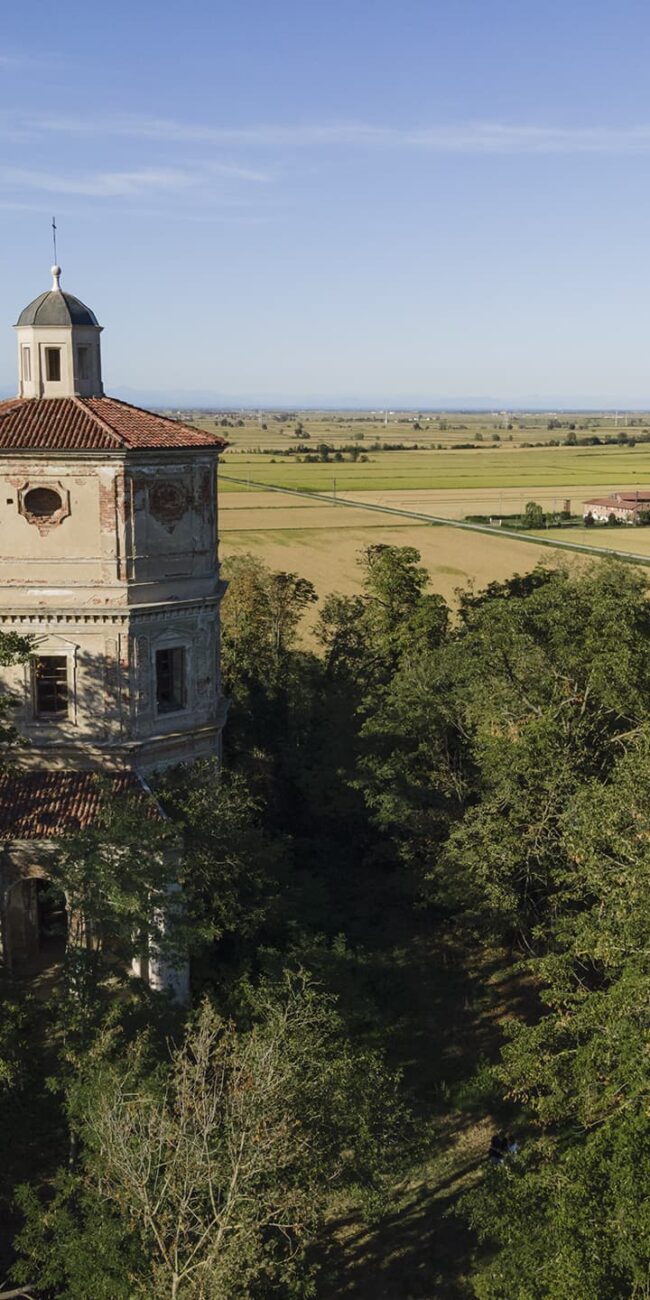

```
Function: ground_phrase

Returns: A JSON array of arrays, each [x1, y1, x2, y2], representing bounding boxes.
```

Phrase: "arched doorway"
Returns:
[[36, 879, 68, 965], [4, 875, 68, 974]]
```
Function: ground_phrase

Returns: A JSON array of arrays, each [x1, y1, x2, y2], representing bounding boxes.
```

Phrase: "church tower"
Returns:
[[0, 265, 227, 772], [15, 264, 104, 399], [0, 265, 228, 981]]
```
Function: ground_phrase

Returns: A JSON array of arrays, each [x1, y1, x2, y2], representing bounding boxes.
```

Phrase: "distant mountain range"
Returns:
[[3, 384, 650, 412], [113, 388, 650, 411]]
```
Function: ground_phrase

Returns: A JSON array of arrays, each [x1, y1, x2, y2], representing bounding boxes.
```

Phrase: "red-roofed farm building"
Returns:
[[583, 490, 650, 523]]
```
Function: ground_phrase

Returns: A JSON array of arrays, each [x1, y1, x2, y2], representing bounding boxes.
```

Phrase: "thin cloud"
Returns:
[[0, 162, 270, 199], [0, 52, 66, 72], [25, 113, 650, 154], [1, 166, 199, 198]]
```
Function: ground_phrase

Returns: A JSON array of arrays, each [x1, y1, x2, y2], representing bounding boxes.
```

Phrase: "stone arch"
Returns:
[[1, 861, 68, 975]]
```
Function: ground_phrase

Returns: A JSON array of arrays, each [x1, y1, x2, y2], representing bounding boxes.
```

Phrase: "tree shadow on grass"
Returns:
[[319, 1144, 488, 1299], [306, 882, 533, 1298]]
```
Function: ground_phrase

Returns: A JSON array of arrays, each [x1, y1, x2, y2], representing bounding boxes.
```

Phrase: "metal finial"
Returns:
[[52, 215, 57, 264]]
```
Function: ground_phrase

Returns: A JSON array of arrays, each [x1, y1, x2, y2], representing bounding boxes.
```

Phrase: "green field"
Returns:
[[180, 407, 650, 453], [220, 443, 650, 493], [217, 434, 650, 630]]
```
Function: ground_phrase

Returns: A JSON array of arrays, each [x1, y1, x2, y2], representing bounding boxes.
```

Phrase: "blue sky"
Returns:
[[2, 0, 650, 405]]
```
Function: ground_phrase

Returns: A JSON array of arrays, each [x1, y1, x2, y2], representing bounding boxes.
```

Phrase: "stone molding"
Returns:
[[18, 480, 71, 534], [0, 592, 225, 628]]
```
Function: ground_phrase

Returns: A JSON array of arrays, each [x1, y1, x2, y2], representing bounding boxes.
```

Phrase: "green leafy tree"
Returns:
[[46, 786, 183, 1016], [462, 732, 650, 1297], [357, 563, 650, 936], [317, 545, 448, 691], [522, 500, 545, 528], [0, 631, 32, 756], [14, 977, 404, 1300], [157, 761, 286, 959], [221, 554, 317, 697]]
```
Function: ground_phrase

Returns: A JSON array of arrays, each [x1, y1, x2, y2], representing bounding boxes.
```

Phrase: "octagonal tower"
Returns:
[[0, 265, 228, 774]]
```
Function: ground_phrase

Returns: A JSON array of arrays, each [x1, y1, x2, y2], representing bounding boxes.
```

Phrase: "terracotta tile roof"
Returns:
[[584, 493, 650, 510], [0, 395, 228, 452], [0, 769, 162, 839]]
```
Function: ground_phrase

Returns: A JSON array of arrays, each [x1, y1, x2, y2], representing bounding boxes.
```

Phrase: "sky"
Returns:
[[2, 0, 650, 406]]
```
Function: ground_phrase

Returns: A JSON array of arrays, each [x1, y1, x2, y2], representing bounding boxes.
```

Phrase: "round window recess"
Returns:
[[23, 487, 63, 517]]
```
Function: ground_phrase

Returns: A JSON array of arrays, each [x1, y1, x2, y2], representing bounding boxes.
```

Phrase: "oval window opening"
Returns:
[[24, 487, 62, 517]]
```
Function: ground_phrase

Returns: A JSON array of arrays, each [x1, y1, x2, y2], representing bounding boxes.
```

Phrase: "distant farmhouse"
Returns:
[[583, 490, 650, 524]]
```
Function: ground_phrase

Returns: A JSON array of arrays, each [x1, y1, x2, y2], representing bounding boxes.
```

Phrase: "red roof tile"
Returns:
[[0, 769, 162, 839], [0, 395, 228, 452], [584, 493, 650, 509]]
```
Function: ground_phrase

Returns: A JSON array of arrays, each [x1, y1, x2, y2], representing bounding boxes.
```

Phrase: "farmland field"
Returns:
[[180, 407, 650, 452], [219, 520, 575, 621], [528, 524, 650, 556], [216, 433, 650, 624], [220, 444, 650, 494]]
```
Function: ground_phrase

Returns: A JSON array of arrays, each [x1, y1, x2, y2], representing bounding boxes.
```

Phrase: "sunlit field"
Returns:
[[213, 415, 650, 645], [219, 444, 650, 495], [218, 512, 585, 642], [181, 408, 650, 452]]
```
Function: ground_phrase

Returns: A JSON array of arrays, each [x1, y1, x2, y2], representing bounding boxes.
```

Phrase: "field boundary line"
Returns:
[[219, 474, 650, 567]]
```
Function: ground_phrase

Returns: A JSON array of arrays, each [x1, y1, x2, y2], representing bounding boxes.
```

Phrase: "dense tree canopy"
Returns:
[[5, 551, 650, 1297], [14, 978, 403, 1300]]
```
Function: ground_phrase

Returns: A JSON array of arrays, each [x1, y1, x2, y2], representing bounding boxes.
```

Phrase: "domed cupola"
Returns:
[[15, 266, 103, 399]]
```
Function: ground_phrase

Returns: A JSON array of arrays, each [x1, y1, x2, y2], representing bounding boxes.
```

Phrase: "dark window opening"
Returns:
[[45, 348, 61, 382], [24, 487, 62, 517], [33, 656, 69, 718], [77, 346, 89, 380], [156, 647, 186, 714]]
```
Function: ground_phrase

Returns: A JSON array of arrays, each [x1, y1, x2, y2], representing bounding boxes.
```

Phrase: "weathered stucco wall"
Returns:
[[0, 450, 220, 607], [0, 447, 226, 771]]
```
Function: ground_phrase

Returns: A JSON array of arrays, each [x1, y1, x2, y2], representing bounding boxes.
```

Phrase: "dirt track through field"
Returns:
[[219, 475, 650, 566]]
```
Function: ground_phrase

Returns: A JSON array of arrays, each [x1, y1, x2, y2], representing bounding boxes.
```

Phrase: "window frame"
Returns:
[[21, 345, 31, 382], [32, 654, 70, 720], [23, 486, 63, 518], [44, 347, 62, 382], [155, 645, 187, 716]]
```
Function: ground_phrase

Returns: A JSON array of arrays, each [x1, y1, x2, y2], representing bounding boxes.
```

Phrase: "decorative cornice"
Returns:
[[0, 447, 223, 464], [0, 596, 222, 628]]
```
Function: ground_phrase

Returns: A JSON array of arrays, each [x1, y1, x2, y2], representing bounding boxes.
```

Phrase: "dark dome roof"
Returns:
[[16, 289, 99, 328]]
